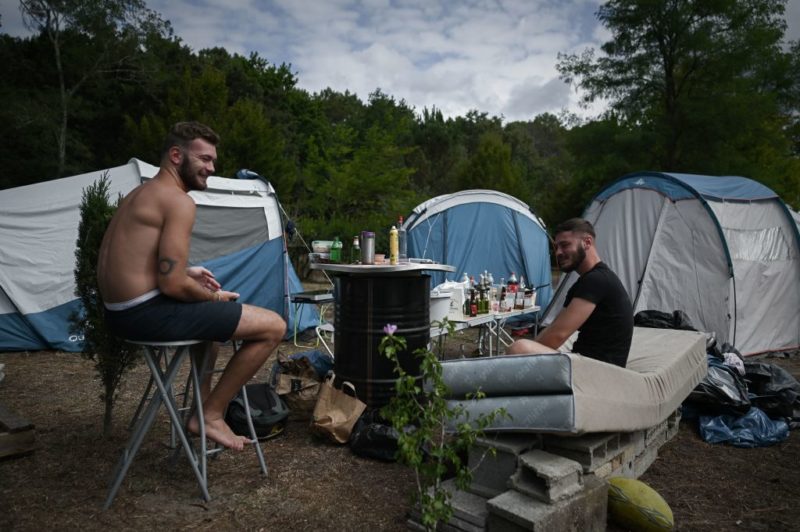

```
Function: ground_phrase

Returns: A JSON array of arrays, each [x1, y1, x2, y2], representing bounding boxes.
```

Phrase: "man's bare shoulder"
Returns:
[[134, 179, 195, 210]]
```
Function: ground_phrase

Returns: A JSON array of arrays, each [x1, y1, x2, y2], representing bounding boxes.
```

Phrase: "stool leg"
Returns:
[[128, 346, 169, 430], [152, 346, 210, 502], [189, 350, 209, 488], [240, 386, 268, 475], [105, 346, 197, 509]]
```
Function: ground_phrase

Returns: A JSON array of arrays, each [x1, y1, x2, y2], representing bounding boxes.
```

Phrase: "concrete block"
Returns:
[[644, 419, 668, 447], [542, 433, 623, 473], [633, 443, 660, 478], [470, 434, 540, 498], [621, 429, 646, 458], [509, 450, 583, 503], [486, 476, 607, 532], [408, 478, 489, 531], [665, 410, 681, 442]]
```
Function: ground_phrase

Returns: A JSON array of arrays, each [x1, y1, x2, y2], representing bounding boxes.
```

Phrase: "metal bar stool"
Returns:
[[104, 340, 266, 509]]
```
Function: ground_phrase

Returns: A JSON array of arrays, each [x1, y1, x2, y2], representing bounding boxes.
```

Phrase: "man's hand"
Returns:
[[214, 289, 240, 302], [187, 266, 221, 291]]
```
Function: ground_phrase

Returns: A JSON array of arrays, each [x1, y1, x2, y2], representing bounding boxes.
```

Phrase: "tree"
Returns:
[[70, 174, 139, 437], [20, 0, 169, 176], [558, 0, 797, 176]]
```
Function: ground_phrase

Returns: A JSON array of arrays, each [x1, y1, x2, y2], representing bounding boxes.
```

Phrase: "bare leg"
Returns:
[[189, 341, 218, 401], [187, 304, 286, 451], [507, 338, 561, 355]]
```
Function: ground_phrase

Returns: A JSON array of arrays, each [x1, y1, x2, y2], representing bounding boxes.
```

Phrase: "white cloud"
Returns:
[[6, 0, 796, 122]]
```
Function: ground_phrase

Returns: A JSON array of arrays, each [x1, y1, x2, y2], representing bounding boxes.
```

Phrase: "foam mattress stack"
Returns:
[[441, 327, 708, 434]]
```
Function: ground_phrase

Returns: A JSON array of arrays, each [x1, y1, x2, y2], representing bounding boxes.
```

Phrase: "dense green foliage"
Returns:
[[1, 0, 798, 248], [69, 174, 139, 436], [558, 0, 800, 207]]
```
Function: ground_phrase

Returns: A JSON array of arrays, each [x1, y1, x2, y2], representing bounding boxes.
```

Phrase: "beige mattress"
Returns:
[[442, 327, 708, 434]]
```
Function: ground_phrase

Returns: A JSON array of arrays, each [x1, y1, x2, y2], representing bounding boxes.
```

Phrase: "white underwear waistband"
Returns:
[[104, 288, 161, 311]]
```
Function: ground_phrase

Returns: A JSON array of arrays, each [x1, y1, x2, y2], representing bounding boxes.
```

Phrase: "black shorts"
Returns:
[[104, 294, 243, 343]]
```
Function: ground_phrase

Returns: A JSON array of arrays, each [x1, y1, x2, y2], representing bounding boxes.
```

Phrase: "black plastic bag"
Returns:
[[699, 407, 789, 448], [745, 361, 800, 420], [686, 355, 751, 416], [634, 309, 697, 331], [349, 409, 399, 462]]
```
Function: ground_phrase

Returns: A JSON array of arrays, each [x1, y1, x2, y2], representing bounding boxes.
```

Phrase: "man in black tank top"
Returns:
[[508, 218, 633, 367]]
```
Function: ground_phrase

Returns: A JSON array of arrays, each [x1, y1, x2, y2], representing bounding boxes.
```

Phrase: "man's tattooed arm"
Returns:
[[158, 257, 177, 275]]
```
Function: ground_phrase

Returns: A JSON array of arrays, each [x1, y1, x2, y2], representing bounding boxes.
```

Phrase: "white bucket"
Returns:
[[430, 292, 452, 324]]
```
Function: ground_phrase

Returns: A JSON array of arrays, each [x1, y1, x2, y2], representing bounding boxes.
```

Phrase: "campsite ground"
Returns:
[[1, 333, 798, 531]]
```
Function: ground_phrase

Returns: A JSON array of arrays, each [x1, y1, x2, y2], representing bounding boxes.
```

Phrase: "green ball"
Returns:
[[608, 477, 674, 531]]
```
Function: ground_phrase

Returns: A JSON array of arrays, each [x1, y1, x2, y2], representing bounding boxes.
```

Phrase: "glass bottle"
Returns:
[[397, 216, 408, 263], [330, 237, 342, 263], [351, 235, 360, 264]]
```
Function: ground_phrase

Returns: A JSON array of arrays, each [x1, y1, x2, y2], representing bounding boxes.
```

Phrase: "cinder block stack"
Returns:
[[406, 409, 682, 531]]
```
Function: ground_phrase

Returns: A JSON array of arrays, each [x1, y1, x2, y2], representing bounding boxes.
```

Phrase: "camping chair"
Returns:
[[104, 340, 266, 509], [315, 322, 335, 358], [290, 290, 334, 347]]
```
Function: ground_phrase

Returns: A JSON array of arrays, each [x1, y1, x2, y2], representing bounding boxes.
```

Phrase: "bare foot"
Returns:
[[187, 414, 245, 451]]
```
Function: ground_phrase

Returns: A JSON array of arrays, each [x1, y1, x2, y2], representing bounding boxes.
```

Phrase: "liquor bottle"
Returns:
[[499, 286, 508, 312], [470, 289, 478, 317], [330, 236, 343, 263], [351, 235, 360, 264], [389, 225, 399, 264], [516, 275, 526, 309], [508, 272, 518, 293], [397, 216, 408, 263]]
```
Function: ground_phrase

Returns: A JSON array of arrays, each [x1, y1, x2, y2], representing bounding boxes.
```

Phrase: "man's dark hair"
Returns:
[[161, 121, 220, 158], [554, 218, 596, 238]]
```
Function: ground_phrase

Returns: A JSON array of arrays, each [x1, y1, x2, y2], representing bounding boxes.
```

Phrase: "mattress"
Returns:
[[442, 327, 708, 434]]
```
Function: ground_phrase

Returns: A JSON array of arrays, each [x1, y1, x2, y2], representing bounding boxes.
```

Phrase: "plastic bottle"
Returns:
[[397, 216, 408, 263], [330, 237, 343, 263], [389, 225, 399, 265], [351, 235, 360, 264]]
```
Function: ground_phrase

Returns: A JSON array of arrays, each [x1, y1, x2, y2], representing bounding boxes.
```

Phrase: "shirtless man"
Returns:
[[508, 218, 633, 367], [97, 121, 286, 450]]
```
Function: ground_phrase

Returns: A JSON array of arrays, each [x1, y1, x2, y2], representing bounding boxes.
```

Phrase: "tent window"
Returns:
[[190, 206, 269, 264], [723, 227, 793, 261]]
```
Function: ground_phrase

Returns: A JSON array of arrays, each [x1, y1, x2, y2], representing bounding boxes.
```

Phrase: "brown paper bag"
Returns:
[[310, 373, 367, 444], [276, 374, 321, 420], [273, 352, 322, 420]]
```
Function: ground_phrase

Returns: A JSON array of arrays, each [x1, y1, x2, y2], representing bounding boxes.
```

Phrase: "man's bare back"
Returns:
[[98, 122, 287, 451], [98, 180, 193, 304]]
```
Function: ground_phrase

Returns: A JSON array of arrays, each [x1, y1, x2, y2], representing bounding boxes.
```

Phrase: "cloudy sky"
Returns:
[[2, 0, 799, 122]]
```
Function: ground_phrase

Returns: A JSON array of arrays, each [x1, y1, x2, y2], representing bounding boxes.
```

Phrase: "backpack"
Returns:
[[225, 382, 289, 441]]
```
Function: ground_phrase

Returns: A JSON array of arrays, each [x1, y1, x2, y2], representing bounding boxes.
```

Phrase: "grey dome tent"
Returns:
[[403, 189, 553, 311], [543, 172, 800, 356], [0, 158, 318, 352]]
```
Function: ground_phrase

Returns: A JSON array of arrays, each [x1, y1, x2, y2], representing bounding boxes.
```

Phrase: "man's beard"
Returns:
[[559, 243, 586, 273], [178, 156, 206, 191]]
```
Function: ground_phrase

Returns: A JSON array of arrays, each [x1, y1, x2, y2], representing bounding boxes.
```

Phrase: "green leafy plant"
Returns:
[[70, 173, 139, 437], [379, 320, 507, 530]]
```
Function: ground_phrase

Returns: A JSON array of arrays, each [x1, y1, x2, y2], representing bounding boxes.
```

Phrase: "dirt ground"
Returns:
[[1, 332, 798, 531]]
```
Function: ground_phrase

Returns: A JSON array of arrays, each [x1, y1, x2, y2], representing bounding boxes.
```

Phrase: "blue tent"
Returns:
[[544, 171, 800, 355], [403, 189, 553, 311], [0, 158, 318, 352]]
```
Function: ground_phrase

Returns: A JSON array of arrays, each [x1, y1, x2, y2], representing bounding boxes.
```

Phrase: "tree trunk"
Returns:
[[103, 386, 114, 438]]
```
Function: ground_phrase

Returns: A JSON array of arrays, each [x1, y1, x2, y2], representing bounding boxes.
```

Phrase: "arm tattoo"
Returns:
[[158, 257, 177, 275]]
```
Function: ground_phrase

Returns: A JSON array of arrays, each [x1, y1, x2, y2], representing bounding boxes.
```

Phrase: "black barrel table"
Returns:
[[309, 262, 455, 407]]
